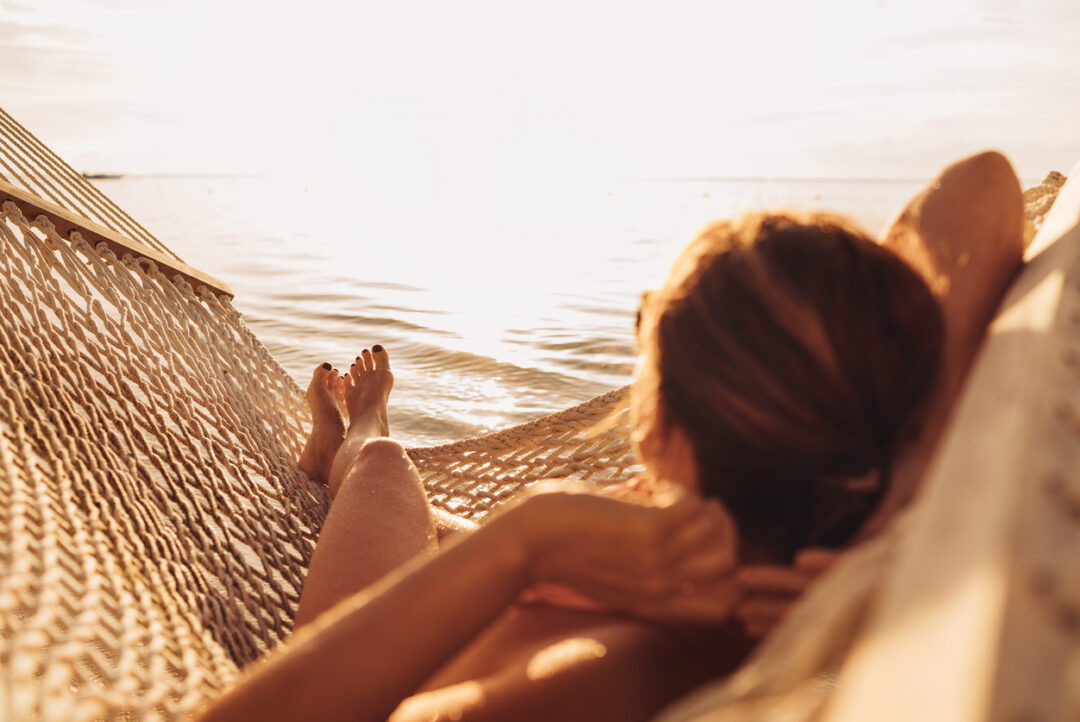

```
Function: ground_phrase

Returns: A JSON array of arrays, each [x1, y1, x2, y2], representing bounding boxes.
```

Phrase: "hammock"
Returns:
[[0, 107, 639, 720], [0, 103, 1072, 721]]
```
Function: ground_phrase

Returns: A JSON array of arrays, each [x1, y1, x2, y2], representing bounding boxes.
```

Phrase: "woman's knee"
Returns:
[[333, 437, 430, 512], [355, 437, 416, 473]]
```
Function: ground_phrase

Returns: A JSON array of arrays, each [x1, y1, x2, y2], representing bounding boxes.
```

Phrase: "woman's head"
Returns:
[[633, 211, 944, 562]]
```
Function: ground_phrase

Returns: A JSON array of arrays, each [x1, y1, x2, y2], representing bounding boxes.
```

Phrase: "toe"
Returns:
[[323, 368, 339, 398], [309, 362, 334, 395], [312, 361, 332, 383], [371, 344, 390, 370], [331, 373, 347, 412], [362, 348, 374, 371]]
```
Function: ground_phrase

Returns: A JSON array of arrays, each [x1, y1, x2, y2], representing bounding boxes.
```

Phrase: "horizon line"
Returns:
[[82, 171, 1050, 185], [84, 171, 937, 183]]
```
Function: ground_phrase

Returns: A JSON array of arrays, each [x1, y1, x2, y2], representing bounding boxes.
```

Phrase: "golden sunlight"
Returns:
[[525, 637, 608, 681], [389, 680, 485, 722]]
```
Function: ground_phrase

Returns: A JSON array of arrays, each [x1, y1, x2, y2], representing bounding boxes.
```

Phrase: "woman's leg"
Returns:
[[295, 346, 438, 629]]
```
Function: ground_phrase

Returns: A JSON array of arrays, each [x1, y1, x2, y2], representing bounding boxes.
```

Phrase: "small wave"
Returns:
[[368, 303, 449, 317], [355, 279, 426, 293]]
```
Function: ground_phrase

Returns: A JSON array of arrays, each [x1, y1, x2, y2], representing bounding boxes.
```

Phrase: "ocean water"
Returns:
[[100, 175, 925, 447]]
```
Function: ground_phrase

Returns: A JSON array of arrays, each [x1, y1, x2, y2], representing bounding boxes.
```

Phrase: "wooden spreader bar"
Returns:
[[0, 178, 233, 300]]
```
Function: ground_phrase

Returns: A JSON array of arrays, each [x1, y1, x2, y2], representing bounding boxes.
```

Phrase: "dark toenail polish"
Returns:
[[321, 362, 331, 370], [373, 344, 384, 353], [362, 348, 369, 354]]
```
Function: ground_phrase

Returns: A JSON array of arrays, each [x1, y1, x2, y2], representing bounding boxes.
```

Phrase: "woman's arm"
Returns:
[[195, 490, 737, 722], [869, 150, 1024, 532], [880, 150, 1023, 345]]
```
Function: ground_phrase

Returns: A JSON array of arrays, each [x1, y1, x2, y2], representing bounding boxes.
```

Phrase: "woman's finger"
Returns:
[[561, 568, 656, 606], [744, 619, 775, 638], [735, 598, 791, 631], [572, 543, 733, 605], [679, 545, 741, 582], [653, 491, 704, 531], [635, 580, 742, 624], [663, 506, 723, 560], [660, 501, 736, 573], [572, 556, 691, 603], [708, 501, 738, 570], [795, 547, 839, 572], [736, 565, 811, 594]]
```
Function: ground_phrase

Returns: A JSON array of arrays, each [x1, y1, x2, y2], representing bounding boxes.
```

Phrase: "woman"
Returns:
[[199, 151, 1023, 722]]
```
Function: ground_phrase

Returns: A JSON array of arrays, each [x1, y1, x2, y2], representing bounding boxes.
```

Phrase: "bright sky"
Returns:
[[2, 0, 1079, 181]]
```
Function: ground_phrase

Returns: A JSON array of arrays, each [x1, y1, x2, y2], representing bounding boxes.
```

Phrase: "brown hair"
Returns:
[[641, 211, 944, 562]]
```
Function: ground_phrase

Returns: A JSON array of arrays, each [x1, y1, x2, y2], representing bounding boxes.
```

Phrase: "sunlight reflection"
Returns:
[[526, 637, 608, 681], [390, 680, 485, 722], [99, 175, 924, 446]]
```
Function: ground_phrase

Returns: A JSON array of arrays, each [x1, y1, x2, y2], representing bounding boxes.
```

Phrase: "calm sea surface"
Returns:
[[101, 175, 925, 447]]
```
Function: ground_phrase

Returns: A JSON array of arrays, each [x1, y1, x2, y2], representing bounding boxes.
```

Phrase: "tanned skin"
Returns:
[[196, 151, 1024, 722]]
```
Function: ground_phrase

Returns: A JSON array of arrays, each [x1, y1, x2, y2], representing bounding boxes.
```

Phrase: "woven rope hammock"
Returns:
[[0, 105, 1070, 721], [0, 107, 638, 720]]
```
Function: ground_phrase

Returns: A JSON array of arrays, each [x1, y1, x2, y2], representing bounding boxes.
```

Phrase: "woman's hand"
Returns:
[[506, 484, 740, 623], [734, 548, 839, 638]]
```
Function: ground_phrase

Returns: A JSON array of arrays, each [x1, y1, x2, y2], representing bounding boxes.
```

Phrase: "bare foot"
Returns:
[[324, 346, 395, 498], [344, 345, 393, 441], [298, 362, 347, 485]]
